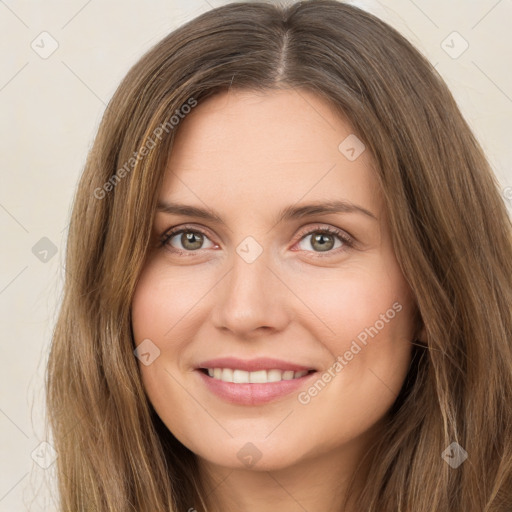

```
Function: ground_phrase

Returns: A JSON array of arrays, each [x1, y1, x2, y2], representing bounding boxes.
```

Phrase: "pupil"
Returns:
[[313, 233, 334, 252], [183, 231, 202, 250]]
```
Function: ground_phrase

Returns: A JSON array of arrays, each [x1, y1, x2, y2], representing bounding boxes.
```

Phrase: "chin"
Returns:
[[194, 439, 306, 473]]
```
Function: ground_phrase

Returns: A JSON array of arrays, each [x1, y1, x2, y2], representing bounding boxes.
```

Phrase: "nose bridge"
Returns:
[[211, 238, 289, 335]]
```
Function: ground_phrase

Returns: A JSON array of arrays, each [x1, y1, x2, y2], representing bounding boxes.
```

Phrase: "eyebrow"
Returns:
[[156, 199, 378, 225]]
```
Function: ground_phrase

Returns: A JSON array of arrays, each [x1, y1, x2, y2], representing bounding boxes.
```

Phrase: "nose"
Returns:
[[210, 247, 291, 339]]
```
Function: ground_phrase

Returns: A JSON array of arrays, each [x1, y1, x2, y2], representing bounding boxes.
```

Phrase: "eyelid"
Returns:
[[159, 224, 217, 252], [159, 222, 355, 256], [295, 223, 354, 244], [292, 223, 355, 256]]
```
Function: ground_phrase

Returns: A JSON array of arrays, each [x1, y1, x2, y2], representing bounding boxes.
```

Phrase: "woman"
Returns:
[[46, 1, 512, 510]]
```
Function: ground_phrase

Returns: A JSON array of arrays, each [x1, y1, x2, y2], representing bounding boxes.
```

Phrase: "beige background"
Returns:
[[0, 0, 511, 510]]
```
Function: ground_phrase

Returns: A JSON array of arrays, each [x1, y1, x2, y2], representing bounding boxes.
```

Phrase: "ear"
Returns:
[[416, 323, 427, 345]]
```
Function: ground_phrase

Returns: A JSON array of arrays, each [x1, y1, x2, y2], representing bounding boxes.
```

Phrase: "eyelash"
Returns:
[[158, 223, 355, 258]]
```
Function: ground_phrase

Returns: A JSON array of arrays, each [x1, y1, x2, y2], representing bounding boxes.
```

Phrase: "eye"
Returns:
[[294, 225, 354, 256], [160, 226, 216, 255]]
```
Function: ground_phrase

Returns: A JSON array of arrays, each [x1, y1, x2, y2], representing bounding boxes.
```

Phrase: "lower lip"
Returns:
[[196, 370, 317, 405]]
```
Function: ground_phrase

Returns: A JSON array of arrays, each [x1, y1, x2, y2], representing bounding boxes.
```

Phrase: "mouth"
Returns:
[[194, 357, 319, 405]]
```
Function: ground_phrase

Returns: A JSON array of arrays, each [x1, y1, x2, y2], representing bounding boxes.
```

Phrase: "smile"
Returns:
[[195, 357, 318, 405]]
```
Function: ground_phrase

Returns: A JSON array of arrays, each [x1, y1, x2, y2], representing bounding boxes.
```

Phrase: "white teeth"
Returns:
[[205, 368, 312, 383], [249, 370, 267, 383], [222, 368, 234, 382], [267, 369, 282, 382], [233, 369, 249, 383]]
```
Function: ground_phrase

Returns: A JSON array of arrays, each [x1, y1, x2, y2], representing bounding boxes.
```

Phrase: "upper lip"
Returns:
[[197, 357, 317, 372]]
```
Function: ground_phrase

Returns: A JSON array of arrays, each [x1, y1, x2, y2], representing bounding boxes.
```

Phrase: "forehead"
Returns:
[[160, 88, 381, 218]]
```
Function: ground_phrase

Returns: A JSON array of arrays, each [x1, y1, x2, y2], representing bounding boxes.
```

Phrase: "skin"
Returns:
[[131, 88, 419, 512]]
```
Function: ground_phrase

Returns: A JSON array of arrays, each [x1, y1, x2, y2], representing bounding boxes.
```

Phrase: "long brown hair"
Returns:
[[46, 1, 512, 510]]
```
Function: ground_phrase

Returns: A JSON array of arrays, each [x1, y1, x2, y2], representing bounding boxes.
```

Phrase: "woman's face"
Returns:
[[131, 88, 417, 472]]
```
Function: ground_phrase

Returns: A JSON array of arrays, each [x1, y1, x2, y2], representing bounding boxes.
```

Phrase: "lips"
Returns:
[[195, 357, 318, 405]]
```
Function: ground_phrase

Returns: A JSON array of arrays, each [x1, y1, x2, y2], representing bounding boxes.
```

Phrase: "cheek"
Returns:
[[131, 259, 210, 344], [295, 257, 416, 437], [131, 262, 201, 445], [298, 257, 415, 352]]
